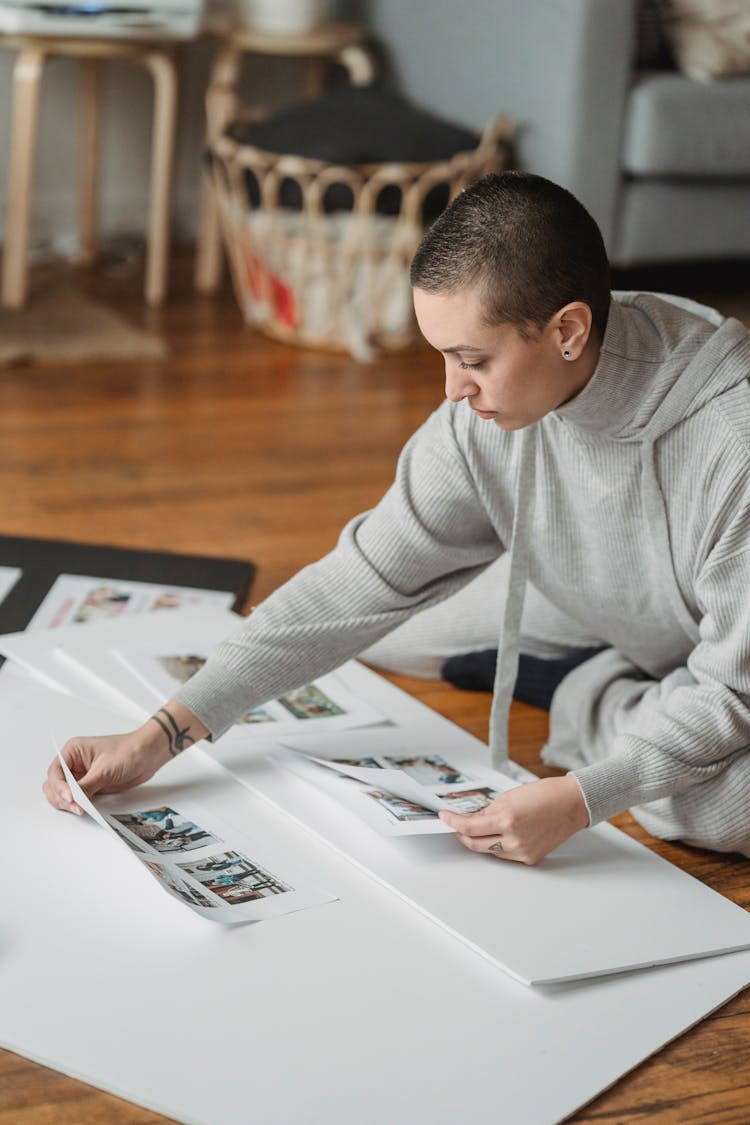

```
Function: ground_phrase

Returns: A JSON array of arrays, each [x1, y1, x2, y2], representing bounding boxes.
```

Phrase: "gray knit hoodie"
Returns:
[[177, 292, 750, 829]]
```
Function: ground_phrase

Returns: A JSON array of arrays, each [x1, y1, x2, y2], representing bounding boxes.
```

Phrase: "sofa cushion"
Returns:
[[622, 72, 750, 176]]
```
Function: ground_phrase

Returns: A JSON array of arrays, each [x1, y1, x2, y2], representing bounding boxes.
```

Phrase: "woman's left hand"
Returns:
[[439, 774, 590, 865]]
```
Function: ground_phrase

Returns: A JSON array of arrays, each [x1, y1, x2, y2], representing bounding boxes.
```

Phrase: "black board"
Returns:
[[0, 535, 255, 635]]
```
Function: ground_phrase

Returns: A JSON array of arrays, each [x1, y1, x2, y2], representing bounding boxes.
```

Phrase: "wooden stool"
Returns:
[[0, 35, 179, 309], [194, 20, 375, 295]]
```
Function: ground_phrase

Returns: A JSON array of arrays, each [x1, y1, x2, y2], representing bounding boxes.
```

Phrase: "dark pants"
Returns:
[[441, 646, 609, 711]]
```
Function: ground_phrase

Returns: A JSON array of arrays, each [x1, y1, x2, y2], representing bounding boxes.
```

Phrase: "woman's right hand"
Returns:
[[44, 701, 211, 815], [43, 726, 172, 815]]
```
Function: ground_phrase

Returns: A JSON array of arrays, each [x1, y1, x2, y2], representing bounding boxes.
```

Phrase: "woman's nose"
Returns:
[[445, 365, 478, 403]]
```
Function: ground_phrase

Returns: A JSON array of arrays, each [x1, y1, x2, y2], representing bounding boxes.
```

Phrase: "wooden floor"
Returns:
[[2, 254, 750, 1124]]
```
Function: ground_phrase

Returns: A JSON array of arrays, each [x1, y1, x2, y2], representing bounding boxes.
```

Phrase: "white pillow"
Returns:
[[666, 0, 750, 80]]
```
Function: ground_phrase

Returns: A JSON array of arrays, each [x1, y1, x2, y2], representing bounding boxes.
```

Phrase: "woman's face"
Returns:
[[413, 286, 597, 430]]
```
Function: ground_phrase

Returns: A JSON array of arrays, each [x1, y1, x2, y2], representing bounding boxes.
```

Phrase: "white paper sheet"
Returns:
[[0, 605, 242, 710], [112, 641, 387, 738], [7, 612, 387, 744], [26, 573, 235, 630], [4, 677, 750, 1125], [277, 747, 509, 835], [57, 753, 336, 924]]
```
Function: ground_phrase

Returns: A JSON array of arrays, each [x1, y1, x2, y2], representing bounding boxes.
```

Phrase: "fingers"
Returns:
[[441, 778, 585, 866], [439, 805, 500, 837], [43, 759, 83, 815], [440, 804, 521, 863], [456, 830, 508, 855], [452, 827, 526, 863], [44, 736, 97, 815], [44, 729, 159, 815]]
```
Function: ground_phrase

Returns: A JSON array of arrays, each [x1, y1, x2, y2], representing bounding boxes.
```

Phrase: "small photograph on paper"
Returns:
[[74, 585, 132, 625], [364, 790, 438, 822], [441, 787, 500, 814], [107, 806, 222, 854], [108, 822, 147, 854], [238, 705, 275, 724], [278, 684, 345, 720], [330, 757, 383, 770], [178, 850, 293, 905], [143, 860, 217, 909], [27, 574, 235, 631], [384, 754, 472, 786], [157, 654, 206, 682]]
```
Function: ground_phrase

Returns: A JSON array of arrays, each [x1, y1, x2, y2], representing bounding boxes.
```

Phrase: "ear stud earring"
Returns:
[[562, 349, 572, 359]]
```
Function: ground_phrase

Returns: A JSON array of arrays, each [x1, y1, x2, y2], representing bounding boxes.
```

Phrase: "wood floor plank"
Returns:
[[2, 256, 749, 1124]]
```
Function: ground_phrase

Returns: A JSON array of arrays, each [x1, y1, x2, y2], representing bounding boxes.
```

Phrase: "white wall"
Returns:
[[363, 0, 637, 251], [365, 0, 507, 132]]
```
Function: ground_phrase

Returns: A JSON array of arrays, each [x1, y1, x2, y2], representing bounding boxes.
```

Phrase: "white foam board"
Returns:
[[5, 681, 750, 1125], [213, 662, 750, 985], [18, 620, 750, 987]]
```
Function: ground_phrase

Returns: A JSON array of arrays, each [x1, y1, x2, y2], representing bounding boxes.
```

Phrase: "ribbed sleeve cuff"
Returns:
[[174, 660, 259, 741], [571, 755, 642, 826]]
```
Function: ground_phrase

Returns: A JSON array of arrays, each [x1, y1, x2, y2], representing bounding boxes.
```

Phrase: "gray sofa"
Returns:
[[492, 0, 750, 266]]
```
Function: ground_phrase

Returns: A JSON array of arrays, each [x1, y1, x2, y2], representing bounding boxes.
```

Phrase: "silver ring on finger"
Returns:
[[488, 840, 504, 855]]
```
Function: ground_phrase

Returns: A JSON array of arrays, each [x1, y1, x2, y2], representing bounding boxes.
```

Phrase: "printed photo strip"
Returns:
[[57, 756, 336, 925]]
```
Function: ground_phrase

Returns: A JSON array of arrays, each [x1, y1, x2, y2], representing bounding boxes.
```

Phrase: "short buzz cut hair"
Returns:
[[410, 171, 611, 340]]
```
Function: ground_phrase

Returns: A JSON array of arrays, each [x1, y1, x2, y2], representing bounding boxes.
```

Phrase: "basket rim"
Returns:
[[211, 113, 513, 179]]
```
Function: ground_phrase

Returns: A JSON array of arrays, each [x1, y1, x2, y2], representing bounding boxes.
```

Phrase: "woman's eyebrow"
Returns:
[[441, 345, 484, 354]]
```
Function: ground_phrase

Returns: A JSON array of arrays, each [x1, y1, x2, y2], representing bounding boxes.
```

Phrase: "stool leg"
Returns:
[[194, 44, 241, 295], [78, 57, 102, 267], [143, 49, 178, 307], [304, 57, 326, 98], [2, 47, 45, 310], [194, 166, 224, 294]]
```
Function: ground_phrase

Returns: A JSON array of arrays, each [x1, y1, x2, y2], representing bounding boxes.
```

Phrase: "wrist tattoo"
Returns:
[[151, 707, 197, 758]]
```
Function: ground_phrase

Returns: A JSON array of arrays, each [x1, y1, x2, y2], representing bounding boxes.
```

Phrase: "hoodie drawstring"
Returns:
[[489, 423, 537, 769]]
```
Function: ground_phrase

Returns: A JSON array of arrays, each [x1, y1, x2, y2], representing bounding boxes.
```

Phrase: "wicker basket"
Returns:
[[209, 114, 513, 360]]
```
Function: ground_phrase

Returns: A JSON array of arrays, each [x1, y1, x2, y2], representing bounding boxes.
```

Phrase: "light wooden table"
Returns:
[[194, 20, 376, 294], [0, 34, 179, 309]]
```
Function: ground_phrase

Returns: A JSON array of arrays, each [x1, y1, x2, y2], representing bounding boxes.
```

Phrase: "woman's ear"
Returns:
[[555, 302, 592, 361]]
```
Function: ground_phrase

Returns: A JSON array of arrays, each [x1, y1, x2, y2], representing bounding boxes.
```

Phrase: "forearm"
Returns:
[[565, 657, 750, 825], [175, 522, 495, 738], [143, 699, 212, 763], [177, 405, 503, 738]]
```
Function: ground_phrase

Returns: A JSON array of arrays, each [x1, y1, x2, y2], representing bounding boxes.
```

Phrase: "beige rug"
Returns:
[[0, 281, 166, 366]]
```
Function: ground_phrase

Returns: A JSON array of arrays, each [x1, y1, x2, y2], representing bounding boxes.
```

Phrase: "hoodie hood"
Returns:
[[554, 292, 750, 442], [488, 292, 750, 769]]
